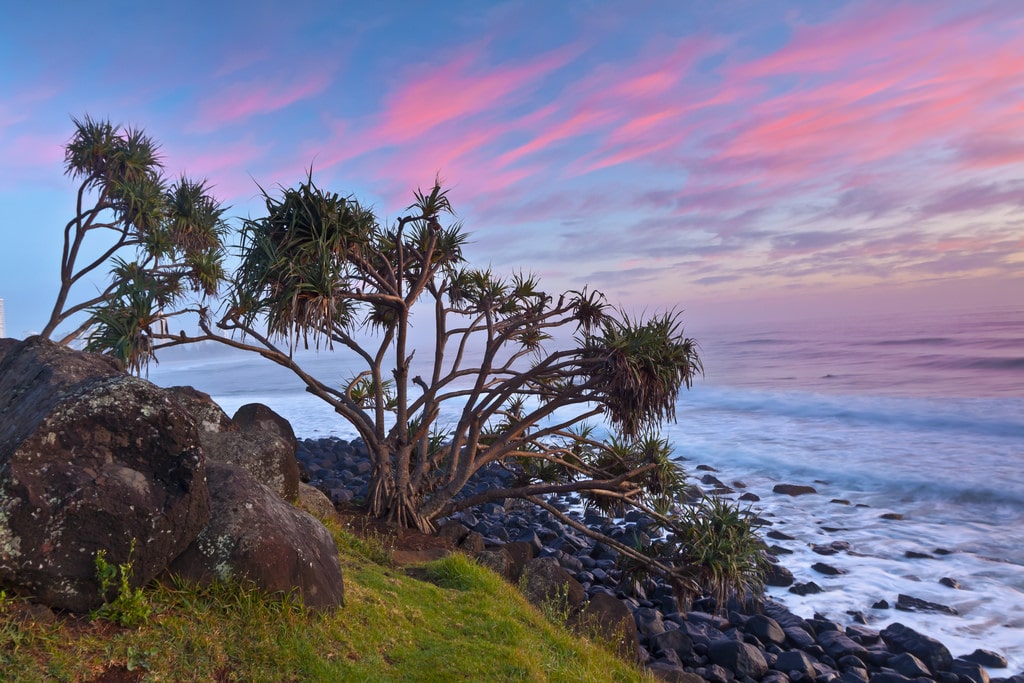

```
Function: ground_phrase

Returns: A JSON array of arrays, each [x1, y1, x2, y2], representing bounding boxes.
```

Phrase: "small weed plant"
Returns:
[[92, 539, 151, 627], [517, 569, 575, 625]]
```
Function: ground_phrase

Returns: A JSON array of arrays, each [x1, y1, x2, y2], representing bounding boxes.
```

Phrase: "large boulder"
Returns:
[[167, 385, 234, 434], [0, 337, 210, 612], [201, 429, 299, 502], [232, 403, 296, 444], [296, 482, 337, 521], [168, 462, 344, 611]]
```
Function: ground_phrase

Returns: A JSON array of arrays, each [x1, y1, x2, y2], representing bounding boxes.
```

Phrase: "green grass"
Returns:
[[0, 518, 652, 682]]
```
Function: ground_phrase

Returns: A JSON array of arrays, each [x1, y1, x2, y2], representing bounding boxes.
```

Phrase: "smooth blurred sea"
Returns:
[[147, 303, 1024, 670]]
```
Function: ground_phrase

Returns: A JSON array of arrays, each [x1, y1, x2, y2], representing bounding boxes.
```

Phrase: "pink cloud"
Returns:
[[5, 133, 66, 169], [370, 45, 578, 146], [496, 108, 612, 168], [737, 4, 928, 78], [192, 71, 333, 131]]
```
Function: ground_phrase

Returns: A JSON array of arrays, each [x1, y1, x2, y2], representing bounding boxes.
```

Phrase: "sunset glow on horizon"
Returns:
[[1, 1, 1022, 338]]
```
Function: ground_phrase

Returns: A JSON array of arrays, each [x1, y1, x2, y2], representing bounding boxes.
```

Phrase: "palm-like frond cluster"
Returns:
[[579, 311, 703, 438], [234, 174, 374, 347], [52, 116, 228, 373]]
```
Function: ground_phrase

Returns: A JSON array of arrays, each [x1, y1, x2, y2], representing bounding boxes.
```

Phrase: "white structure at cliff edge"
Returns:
[[0, 298, 5, 338]]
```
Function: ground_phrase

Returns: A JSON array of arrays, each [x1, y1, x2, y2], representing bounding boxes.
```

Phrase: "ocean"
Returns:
[[147, 303, 1024, 670]]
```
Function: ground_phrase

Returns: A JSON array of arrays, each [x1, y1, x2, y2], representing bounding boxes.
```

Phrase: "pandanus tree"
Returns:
[[159, 174, 701, 534], [60, 117, 764, 607], [42, 115, 227, 355]]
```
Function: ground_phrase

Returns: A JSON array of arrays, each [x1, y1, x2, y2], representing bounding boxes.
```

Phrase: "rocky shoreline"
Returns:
[[298, 436, 1022, 683]]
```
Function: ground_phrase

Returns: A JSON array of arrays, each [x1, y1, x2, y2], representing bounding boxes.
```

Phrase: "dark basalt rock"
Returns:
[[518, 556, 585, 612], [768, 530, 797, 541], [765, 562, 796, 587], [576, 591, 642, 661], [168, 385, 235, 433], [895, 593, 958, 615], [880, 622, 953, 675], [950, 659, 990, 683], [812, 562, 847, 576], [708, 638, 769, 680], [0, 337, 210, 613], [789, 581, 824, 595], [232, 402, 297, 444], [773, 484, 818, 496], [746, 613, 786, 646], [202, 429, 299, 502], [774, 649, 818, 679], [818, 629, 871, 663], [960, 649, 1007, 669], [889, 652, 932, 678]]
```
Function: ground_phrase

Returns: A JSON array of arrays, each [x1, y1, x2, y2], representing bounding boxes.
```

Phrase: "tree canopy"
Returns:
[[49, 116, 767, 609], [43, 115, 227, 356]]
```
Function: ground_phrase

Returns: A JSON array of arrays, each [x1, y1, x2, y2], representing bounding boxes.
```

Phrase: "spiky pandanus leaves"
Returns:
[[581, 311, 703, 438], [64, 118, 167, 236], [234, 174, 373, 347], [84, 177, 228, 368], [49, 116, 229, 350], [85, 260, 178, 372], [65, 116, 162, 192], [165, 176, 229, 256], [670, 496, 768, 612], [576, 433, 685, 516]]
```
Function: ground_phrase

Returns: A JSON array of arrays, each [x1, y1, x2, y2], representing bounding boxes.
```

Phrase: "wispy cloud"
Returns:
[[191, 70, 334, 131]]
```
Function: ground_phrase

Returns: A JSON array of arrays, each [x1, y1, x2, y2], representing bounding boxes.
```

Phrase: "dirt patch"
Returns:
[[333, 502, 455, 556]]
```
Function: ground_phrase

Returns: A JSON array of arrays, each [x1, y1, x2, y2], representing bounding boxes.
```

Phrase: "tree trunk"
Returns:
[[367, 470, 434, 533]]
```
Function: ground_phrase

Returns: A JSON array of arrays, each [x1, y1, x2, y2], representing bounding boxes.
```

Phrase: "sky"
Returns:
[[1, 0, 1023, 340]]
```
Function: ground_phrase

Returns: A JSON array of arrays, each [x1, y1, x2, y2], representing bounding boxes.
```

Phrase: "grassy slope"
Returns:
[[0, 518, 652, 682]]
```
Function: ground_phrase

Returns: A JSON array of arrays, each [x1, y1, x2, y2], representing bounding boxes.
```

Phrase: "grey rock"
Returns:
[[766, 563, 796, 587], [895, 594, 958, 616], [790, 581, 824, 596], [652, 627, 694, 658], [747, 614, 787, 646], [818, 630, 870, 664], [774, 650, 818, 679], [518, 556, 585, 613], [296, 482, 336, 520], [575, 591, 641, 661], [889, 653, 931, 678], [774, 484, 818, 496], [950, 659, 990, 683]]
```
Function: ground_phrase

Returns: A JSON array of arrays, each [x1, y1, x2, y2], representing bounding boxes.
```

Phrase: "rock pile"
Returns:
[[296, 436, 1021, 683]]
